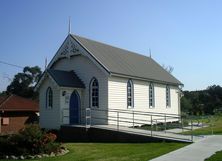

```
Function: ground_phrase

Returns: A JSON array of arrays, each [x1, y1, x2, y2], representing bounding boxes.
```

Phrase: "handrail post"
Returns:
[[201, 116, 203, 128], [211, 117, 213, 135], [151, 115, 153, 136], [133, 111, 134, 128], [191, 119, 193, 142], [85, 108, 91, 129], [164, 114, 167, 133], [156, 120, 158, 131], [62, 108, 64, 124], [181, 115, 184, 132], [117, 111, 119, 131]]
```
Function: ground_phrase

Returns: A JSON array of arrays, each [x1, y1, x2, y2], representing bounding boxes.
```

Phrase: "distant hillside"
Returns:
[[181, 85, 222, 115]]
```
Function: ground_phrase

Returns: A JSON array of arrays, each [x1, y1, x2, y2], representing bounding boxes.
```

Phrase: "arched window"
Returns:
[[149, 83, 155, 108], [166, 85, 171, 107], [90, 78, 99, 108], [46, 87, 53, 109], [127, 80, 134, 108]]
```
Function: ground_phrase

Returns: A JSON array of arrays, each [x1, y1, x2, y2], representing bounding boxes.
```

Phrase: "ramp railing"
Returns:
[[81, 108, 205, 142]]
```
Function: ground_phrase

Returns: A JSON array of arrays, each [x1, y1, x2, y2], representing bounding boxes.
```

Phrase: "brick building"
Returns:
[[0, 95, 39, 134]]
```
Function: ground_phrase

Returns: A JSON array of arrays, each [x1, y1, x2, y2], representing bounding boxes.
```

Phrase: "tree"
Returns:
[[181, 96, 193, 115], [162, 64, 174, 74], [6, 66, 42, 98], [182, 85, 222, 115]]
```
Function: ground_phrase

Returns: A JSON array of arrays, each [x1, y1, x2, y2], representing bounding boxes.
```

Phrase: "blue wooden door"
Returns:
[[69, 91, 80, 124]]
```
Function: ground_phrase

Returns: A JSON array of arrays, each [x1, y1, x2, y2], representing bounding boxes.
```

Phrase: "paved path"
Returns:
[[150, 135, 222, 161]]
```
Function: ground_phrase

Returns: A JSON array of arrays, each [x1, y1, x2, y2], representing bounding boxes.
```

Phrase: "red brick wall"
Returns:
[[0, 112, 38, 134]]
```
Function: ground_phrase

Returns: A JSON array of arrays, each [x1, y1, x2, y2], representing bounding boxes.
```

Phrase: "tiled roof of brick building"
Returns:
[[0, 95, 39, 112]]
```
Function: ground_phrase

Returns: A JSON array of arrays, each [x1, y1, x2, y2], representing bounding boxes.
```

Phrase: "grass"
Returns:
[[205, 150, 222, 161], [138, 122, 182, 131], [0, 142, 188, 161], [182, 115, 222, 135]]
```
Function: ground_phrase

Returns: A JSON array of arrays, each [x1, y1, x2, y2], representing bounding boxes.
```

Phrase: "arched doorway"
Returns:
[[69, 90, 80, 124]]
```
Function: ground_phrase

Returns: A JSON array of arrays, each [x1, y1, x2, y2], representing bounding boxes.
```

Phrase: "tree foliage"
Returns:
[[181, 85, 222, 115], [162, 64, 174, 74], [6, 66, 42, 98]]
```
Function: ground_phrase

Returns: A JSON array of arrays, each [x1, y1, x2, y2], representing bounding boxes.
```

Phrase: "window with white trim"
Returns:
[[166, 85, 171, 107], [127, 80, 134, 108], [46, 87, 53, 109], [90, 78, 99, 108], [149, 83, 155, 108]]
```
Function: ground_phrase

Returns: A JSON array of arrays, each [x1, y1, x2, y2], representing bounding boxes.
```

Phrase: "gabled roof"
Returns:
[[47, 69, 85, 88], [71, 34, 182, 85], [0, 95, 8, 105], [0, 95, 39, 112]]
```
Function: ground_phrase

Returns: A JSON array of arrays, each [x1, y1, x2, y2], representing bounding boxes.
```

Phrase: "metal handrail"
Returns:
[[83, 108, 181, 118], [83, 108, 197, 141]]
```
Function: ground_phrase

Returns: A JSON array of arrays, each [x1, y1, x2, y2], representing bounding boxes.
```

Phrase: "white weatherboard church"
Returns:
[[35, 33, 183, 129]]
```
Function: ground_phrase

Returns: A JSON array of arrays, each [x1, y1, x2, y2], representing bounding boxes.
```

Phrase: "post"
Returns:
[[181, 115, 184, 132], [132, 111, 134, 128], [211, 117, 213, 135], [164, 114, 167, 133], [151, 115, 153, 136], [117, 111, 119, 131], [201, 116, 203, 128], [191, 119, 193, 142], [156, 120, 158, 131], [85, 108, 91, 129]]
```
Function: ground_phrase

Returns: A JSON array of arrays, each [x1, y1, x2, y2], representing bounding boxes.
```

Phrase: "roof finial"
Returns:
[[45, 57, 47, 69], [149, 48, 152, 58], [68, 16, 71, 34]]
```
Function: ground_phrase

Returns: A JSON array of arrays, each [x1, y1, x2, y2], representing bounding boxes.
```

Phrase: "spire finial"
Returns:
[[149, 48, 152, 58], [68, 16, 71, 34], [45, 57, 47, 69]]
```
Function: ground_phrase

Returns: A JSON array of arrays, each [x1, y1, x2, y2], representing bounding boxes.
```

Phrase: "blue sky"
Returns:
[[0, 0, 221, 91]]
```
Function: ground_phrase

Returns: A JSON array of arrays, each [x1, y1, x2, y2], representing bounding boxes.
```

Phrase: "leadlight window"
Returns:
[[166, 85, 171, 107], [149, 83, 155, 108], [46, 87, 53, 109], [91, 78, 99, 108], [127, 80, 134, 108]]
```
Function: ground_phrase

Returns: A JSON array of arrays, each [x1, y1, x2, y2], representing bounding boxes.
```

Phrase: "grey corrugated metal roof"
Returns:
[[47, 69, 85, 88], [71, 34, 182, 85]]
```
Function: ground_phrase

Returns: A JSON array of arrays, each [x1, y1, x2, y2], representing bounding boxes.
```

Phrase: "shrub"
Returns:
[[0, 124, 61, 157], [0, 136, 14, 156]]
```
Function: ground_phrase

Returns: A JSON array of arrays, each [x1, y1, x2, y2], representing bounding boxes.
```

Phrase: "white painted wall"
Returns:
[[39, 76, 85, 129], [52, 55, 108, 125], [108, 76, 180, 126], [39, 63, 180, 128], [39, 76, 61, 129]]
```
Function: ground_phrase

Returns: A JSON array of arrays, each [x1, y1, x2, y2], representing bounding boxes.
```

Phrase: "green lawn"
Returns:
[[205, 151, 222, 161], [0, 142, 188, 161], [182, 115, 222, 135]]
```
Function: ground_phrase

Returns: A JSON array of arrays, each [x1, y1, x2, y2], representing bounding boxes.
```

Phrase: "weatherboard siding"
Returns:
[[53, 55, 108, 125], [38, 35, 182, 129], [108, 76, 180, 126], [39, 77, 61, 129]]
